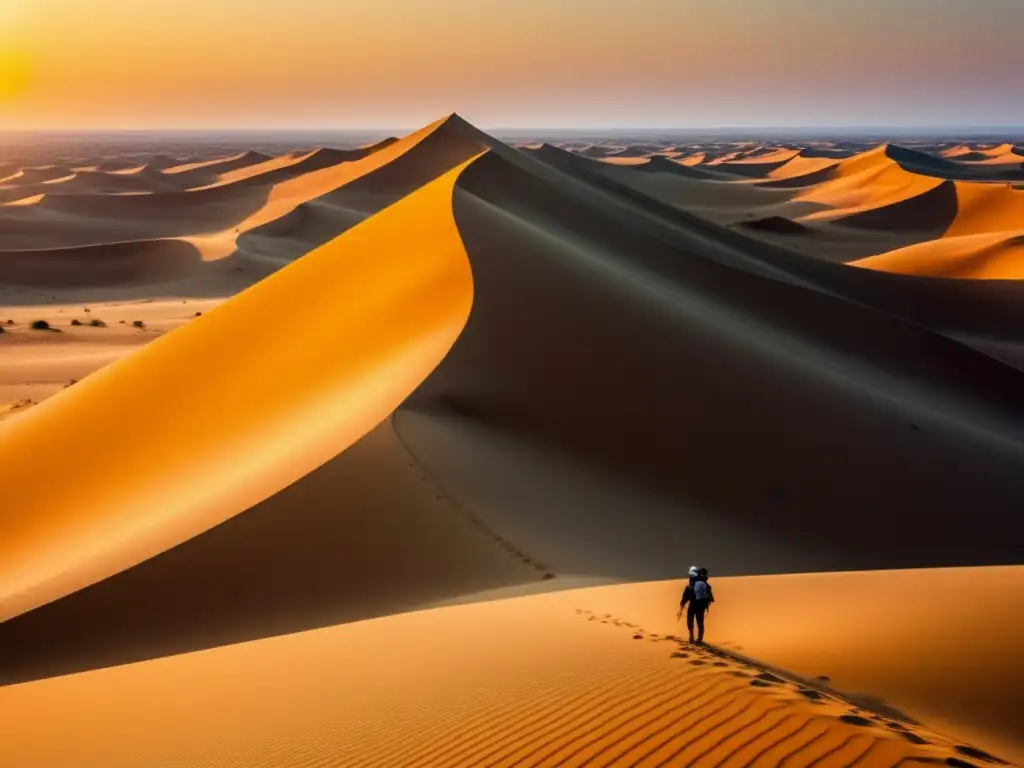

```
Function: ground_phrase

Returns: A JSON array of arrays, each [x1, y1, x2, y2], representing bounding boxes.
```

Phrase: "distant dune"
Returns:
[[0, 239, 204, 287], [854, 231, 1024, 279]]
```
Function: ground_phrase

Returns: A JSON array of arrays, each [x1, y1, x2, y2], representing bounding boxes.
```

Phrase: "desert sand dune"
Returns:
[[36, 168, 182, 195], [11, 165, 75, 185], [945, 143, 1024, 166], [32, 176, 275, 220], [756, 163, 844, 189], [577, 143, 623, 159], [396, 148, 1024, 576], [784, 148, 950, 228], [0, 122, 476, 293], [604, 144, 663, 159], [675, 150, 707, 165], [587, 143, 1024, 275], [92, 158, 150, 173], [705, 149, 805, 179], [0, 239, 204, 287], [237, 197, 370, 263], [0, 166, 23, 184], [187, 149, 313, 188], [0, 192, 45, 207], [0, 151, 480, 624], [614, 153, 733, 181], [0, 152, 367, 255], [806, 179, 957, 231], [944, 182, 1024, 236], [531, 142, 823, 222], [558, 152, 1024, 347], [0, 117, 1022, 767], [145, 153, 190, 170], [161, 149, 273, 176], [854, 231, 1024, 279], [194, 117, 491, 262], [0, 197, 203, 251], [764, 155, 841, 181], [940, 144, 978, 159], [0, 417, 543, 684], [0, 572, 1018, 768], [190, 148, 357, 190], [503, 140, 1024, 346], [881, 144, 1024, 182]]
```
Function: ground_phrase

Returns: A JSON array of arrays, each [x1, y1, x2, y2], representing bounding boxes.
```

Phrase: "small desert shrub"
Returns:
[[0, 326, 4, 334], [70, 319, 83, 326], [31, 320, 50, 330], [89, 318, 107, 328], [132, 320, 145, 328], [5, 319, 13, 326], [194, 311, 202, 317], [118, 320, 126, 324]]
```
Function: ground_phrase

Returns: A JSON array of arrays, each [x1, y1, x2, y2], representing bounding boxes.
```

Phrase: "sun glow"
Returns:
[[0, 1, 30, 101], [0, 48, 29, 101]]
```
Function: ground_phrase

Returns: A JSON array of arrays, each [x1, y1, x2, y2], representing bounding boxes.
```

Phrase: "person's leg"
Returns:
[[686, 603, 696, 642], [695, 605, 706, 643]]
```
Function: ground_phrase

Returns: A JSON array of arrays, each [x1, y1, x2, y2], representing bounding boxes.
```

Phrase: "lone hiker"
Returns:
[[677, 566, 715, 644]]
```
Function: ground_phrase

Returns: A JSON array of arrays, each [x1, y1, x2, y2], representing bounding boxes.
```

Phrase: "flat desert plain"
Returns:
[[0, 118, 1021, 767]]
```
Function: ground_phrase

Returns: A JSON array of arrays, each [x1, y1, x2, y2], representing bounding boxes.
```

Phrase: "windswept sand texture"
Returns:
[[0, 119, 1022, 767]]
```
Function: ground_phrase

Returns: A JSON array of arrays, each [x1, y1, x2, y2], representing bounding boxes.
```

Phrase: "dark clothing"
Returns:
[[680, 583, 696, 606], [680, 578, 714, 643], [687, 602, 707, 643]]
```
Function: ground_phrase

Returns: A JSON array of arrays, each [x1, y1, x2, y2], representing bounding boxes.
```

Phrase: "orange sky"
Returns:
[[1, 0, 1021, 129]]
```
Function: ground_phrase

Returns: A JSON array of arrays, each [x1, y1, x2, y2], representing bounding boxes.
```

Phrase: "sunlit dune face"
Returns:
[[0, 148, 482, 623]]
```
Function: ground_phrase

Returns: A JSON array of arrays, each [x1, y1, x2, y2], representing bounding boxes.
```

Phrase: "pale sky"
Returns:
[[1, 0, 1021, 130]]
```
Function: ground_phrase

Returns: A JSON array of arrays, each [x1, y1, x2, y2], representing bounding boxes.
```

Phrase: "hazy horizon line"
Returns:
[[3, 124, 1024, 136]]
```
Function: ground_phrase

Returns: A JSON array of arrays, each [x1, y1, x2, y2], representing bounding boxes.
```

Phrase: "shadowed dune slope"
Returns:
[[0, 571, 1019, 768], [501, 138, 1024, 355], [531, 145, 1024, 344], [0, 239, 204, 287], [0, 154, 480, 624], [161, 150, 273, 176], [0, 416, 542, 684], [399, 148, 1024, 573]]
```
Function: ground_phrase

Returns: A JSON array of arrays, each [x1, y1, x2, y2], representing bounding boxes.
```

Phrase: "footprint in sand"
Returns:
[[839, 713, 874, 727], [900, 731, 931, 745], [948, 759, 984, 768], [955, 745, 1009, 765]]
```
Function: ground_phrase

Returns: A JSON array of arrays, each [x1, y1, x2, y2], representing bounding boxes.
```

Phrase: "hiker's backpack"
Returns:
[[694, 580, 713, 602]]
